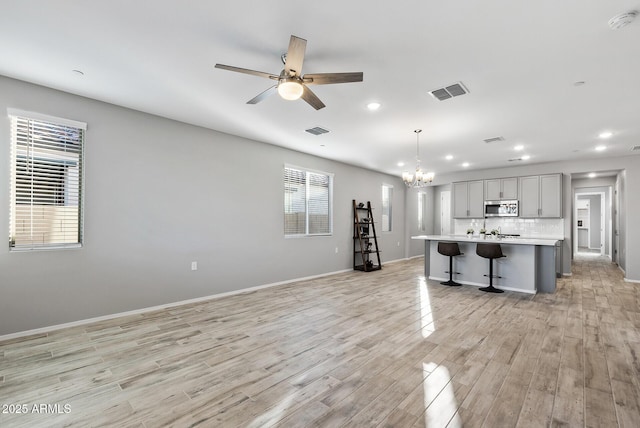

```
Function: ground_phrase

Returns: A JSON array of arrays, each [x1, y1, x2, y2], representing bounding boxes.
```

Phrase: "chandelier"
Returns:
[[402, 129, 435, 188]]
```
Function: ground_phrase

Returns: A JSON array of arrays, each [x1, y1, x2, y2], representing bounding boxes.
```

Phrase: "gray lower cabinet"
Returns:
[[453, 180, 484, 218], [519, 173, 562, 218]]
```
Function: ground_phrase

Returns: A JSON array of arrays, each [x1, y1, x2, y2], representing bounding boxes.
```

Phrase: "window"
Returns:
[[284, 165, 333, 236], [382, 184, 393, 232], [9, 109, 85, 250], [418, 191, 427, 231]]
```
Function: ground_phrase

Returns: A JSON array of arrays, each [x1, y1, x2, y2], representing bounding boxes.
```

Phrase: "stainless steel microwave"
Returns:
[[484, 200, 518, 217]]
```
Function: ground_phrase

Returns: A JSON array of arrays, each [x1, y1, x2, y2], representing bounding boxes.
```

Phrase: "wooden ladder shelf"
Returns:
[[353, 200, 382, 272]]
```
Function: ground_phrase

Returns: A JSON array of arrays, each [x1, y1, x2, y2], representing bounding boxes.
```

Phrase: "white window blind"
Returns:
[[382, 184, 393, 232], [284, 166, 332, 236], [9, 112, 85, 250]]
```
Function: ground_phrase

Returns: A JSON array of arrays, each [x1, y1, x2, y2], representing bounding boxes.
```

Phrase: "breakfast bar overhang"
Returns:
[[412, 235, 561, 294]]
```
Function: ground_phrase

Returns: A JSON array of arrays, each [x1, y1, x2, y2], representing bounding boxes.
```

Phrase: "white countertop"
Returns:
[[411, 234, 560, 246]]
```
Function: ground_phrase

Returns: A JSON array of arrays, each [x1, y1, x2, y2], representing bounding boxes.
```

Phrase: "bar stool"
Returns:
[[437, 242, 463, 286], [476, 243, 506, 293]]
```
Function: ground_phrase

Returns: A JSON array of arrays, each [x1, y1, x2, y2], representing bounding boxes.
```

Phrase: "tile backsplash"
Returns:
[[454, 218, 564, 239]]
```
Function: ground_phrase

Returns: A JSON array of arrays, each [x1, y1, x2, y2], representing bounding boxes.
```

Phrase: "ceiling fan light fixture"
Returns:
[[277, 79, 304, 100], [608, 11, 638, 30]]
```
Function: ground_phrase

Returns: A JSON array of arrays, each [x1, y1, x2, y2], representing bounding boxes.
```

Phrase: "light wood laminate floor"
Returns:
[[1, 256, 639, 427]]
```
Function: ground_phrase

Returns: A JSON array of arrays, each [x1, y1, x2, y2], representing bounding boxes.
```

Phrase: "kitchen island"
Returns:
[[411, 235, 561, 294]]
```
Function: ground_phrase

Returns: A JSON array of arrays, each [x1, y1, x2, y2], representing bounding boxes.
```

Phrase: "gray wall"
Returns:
[[431, 184, 452, 240], [406, 186, 435, 257], [0, 76, 407, 335]]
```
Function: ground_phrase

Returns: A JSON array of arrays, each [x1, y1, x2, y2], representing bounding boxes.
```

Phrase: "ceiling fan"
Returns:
[[215, 35, 363, 110]]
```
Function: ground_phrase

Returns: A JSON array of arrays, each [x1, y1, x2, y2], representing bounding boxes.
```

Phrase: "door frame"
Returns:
[[574, 191, 607, 257]]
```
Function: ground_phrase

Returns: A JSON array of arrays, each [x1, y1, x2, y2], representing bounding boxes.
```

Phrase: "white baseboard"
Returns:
[[0, 267, 354, 342], [618, 265, 626, 275], [624, 277, 640, 284]]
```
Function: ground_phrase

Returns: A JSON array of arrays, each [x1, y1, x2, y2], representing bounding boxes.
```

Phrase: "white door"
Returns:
[[441, 191, 451, 235]]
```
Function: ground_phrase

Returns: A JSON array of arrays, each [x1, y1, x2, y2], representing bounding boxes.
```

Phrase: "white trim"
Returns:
[[0, 267, 353, 342], [624, 277, 640, 284], [381, 256, 418, 264], [563, 272, 573, 277], [7, 108, 87, 130], [618, 265, 626, 275]]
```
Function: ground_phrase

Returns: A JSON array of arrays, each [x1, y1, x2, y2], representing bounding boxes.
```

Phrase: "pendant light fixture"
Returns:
[[402, 129, 435, 188]]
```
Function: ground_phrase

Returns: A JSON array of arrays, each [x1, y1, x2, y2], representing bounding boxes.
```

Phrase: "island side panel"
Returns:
[[496, 243, 536, 293], [424, 239, 431, 278], [536, 245, 558, 293]]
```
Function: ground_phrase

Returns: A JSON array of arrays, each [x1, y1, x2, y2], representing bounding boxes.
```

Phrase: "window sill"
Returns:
[[10, 244, 83, 253]]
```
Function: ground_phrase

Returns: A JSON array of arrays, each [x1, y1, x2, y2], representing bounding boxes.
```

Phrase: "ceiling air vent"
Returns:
[[305, 126, 330, 136], [631, 145, 640, 151], [484, 136, 505, 144], [428, 82, 469, 101]]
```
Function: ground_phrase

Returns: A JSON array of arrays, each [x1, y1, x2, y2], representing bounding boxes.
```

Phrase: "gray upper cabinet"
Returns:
[[453, 180, 484, 218], [519, 173, 562, 218], [540, 174, 562, 217], [484, 177, 518, 200], [519, 176, 540, 217]]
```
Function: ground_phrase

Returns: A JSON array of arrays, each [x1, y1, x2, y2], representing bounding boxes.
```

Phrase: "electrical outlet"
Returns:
[[191, 261, 197, 271], [335, 247, 339, 254]]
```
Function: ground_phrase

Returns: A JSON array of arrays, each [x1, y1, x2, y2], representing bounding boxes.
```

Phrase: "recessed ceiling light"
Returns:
[[599, 131, 613, 139], [521, 155, 531, 160], [397, 162, 405, 167], [595, 145, 607, 151], [588, 172, 597, 178], [514, 145, 524, 151], [445, 155, 453, 160], [367, 102, 381, 111], [462, 162, 470, 168]]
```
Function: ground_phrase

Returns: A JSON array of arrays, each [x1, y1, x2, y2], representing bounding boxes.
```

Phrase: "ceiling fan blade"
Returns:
[[247, 85, 277, 104], [215, 64, 278, 80], [303, 72, 364, 85], [301, 85, 325, 110], [284, 35, 307, 76]]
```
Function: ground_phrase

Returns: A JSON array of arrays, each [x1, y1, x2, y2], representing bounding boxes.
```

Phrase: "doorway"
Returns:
[[574, 192, 608, 258]]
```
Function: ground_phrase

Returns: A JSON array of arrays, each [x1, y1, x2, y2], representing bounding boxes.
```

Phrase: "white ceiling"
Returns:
[[1, 1, 639, 178]]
